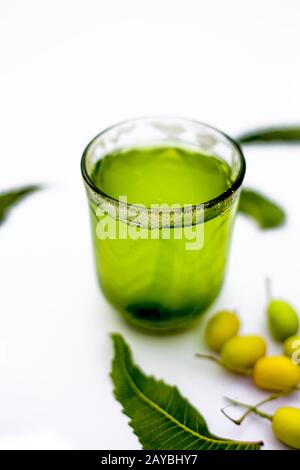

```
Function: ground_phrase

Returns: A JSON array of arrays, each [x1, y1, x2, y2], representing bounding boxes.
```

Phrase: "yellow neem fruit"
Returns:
[[220, 335, 266, 374], [205, 311, 240, 352], [253, 356, 300, 392], [272, 407, 300, 449], [283, 335, 300, 362]]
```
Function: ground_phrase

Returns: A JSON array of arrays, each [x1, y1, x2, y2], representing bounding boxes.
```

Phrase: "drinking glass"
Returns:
[[81, 118, 246, 331]]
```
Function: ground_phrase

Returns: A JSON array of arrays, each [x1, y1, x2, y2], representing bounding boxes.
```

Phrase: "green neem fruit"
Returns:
[[272, 407, 300, 449], [267, 300, 299, 342], [205, 311, 240, 352], [220, 335, 266, 374], [283, 335, 300, 362], [253, 356, 300, 392]]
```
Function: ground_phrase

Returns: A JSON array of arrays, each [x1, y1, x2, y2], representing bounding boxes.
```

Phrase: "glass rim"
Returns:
[[81, 116, 246, 215]]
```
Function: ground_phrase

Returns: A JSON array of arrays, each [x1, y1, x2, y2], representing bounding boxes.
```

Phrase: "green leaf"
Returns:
[[111, 333, 263, 450], [238, 126, 300, 144], [238, 189, 286, 229], [0, 185, 41, 225]]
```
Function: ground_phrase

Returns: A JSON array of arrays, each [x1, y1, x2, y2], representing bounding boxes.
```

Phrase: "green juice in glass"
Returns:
[[87, 145, 238, 330]]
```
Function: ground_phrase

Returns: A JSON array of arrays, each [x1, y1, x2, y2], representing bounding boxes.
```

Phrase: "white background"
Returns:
[[0, 0, 300, 450]]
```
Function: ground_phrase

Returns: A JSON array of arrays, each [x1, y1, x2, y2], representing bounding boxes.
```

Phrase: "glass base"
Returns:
[[111, 297, 219, 333]]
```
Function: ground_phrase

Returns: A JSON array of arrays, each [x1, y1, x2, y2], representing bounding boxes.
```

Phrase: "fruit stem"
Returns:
[[195, 353, 221, 364], [195, 353, 252, 376], [222, 395, 279, 424], [265, 277, 272, 302]]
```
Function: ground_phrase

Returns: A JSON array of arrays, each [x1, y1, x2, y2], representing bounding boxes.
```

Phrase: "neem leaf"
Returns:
[[0, 185, 40, 224], [111, 333, 263, 450], [238, 189, 286, 229], [238, 126, 300, 144]]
